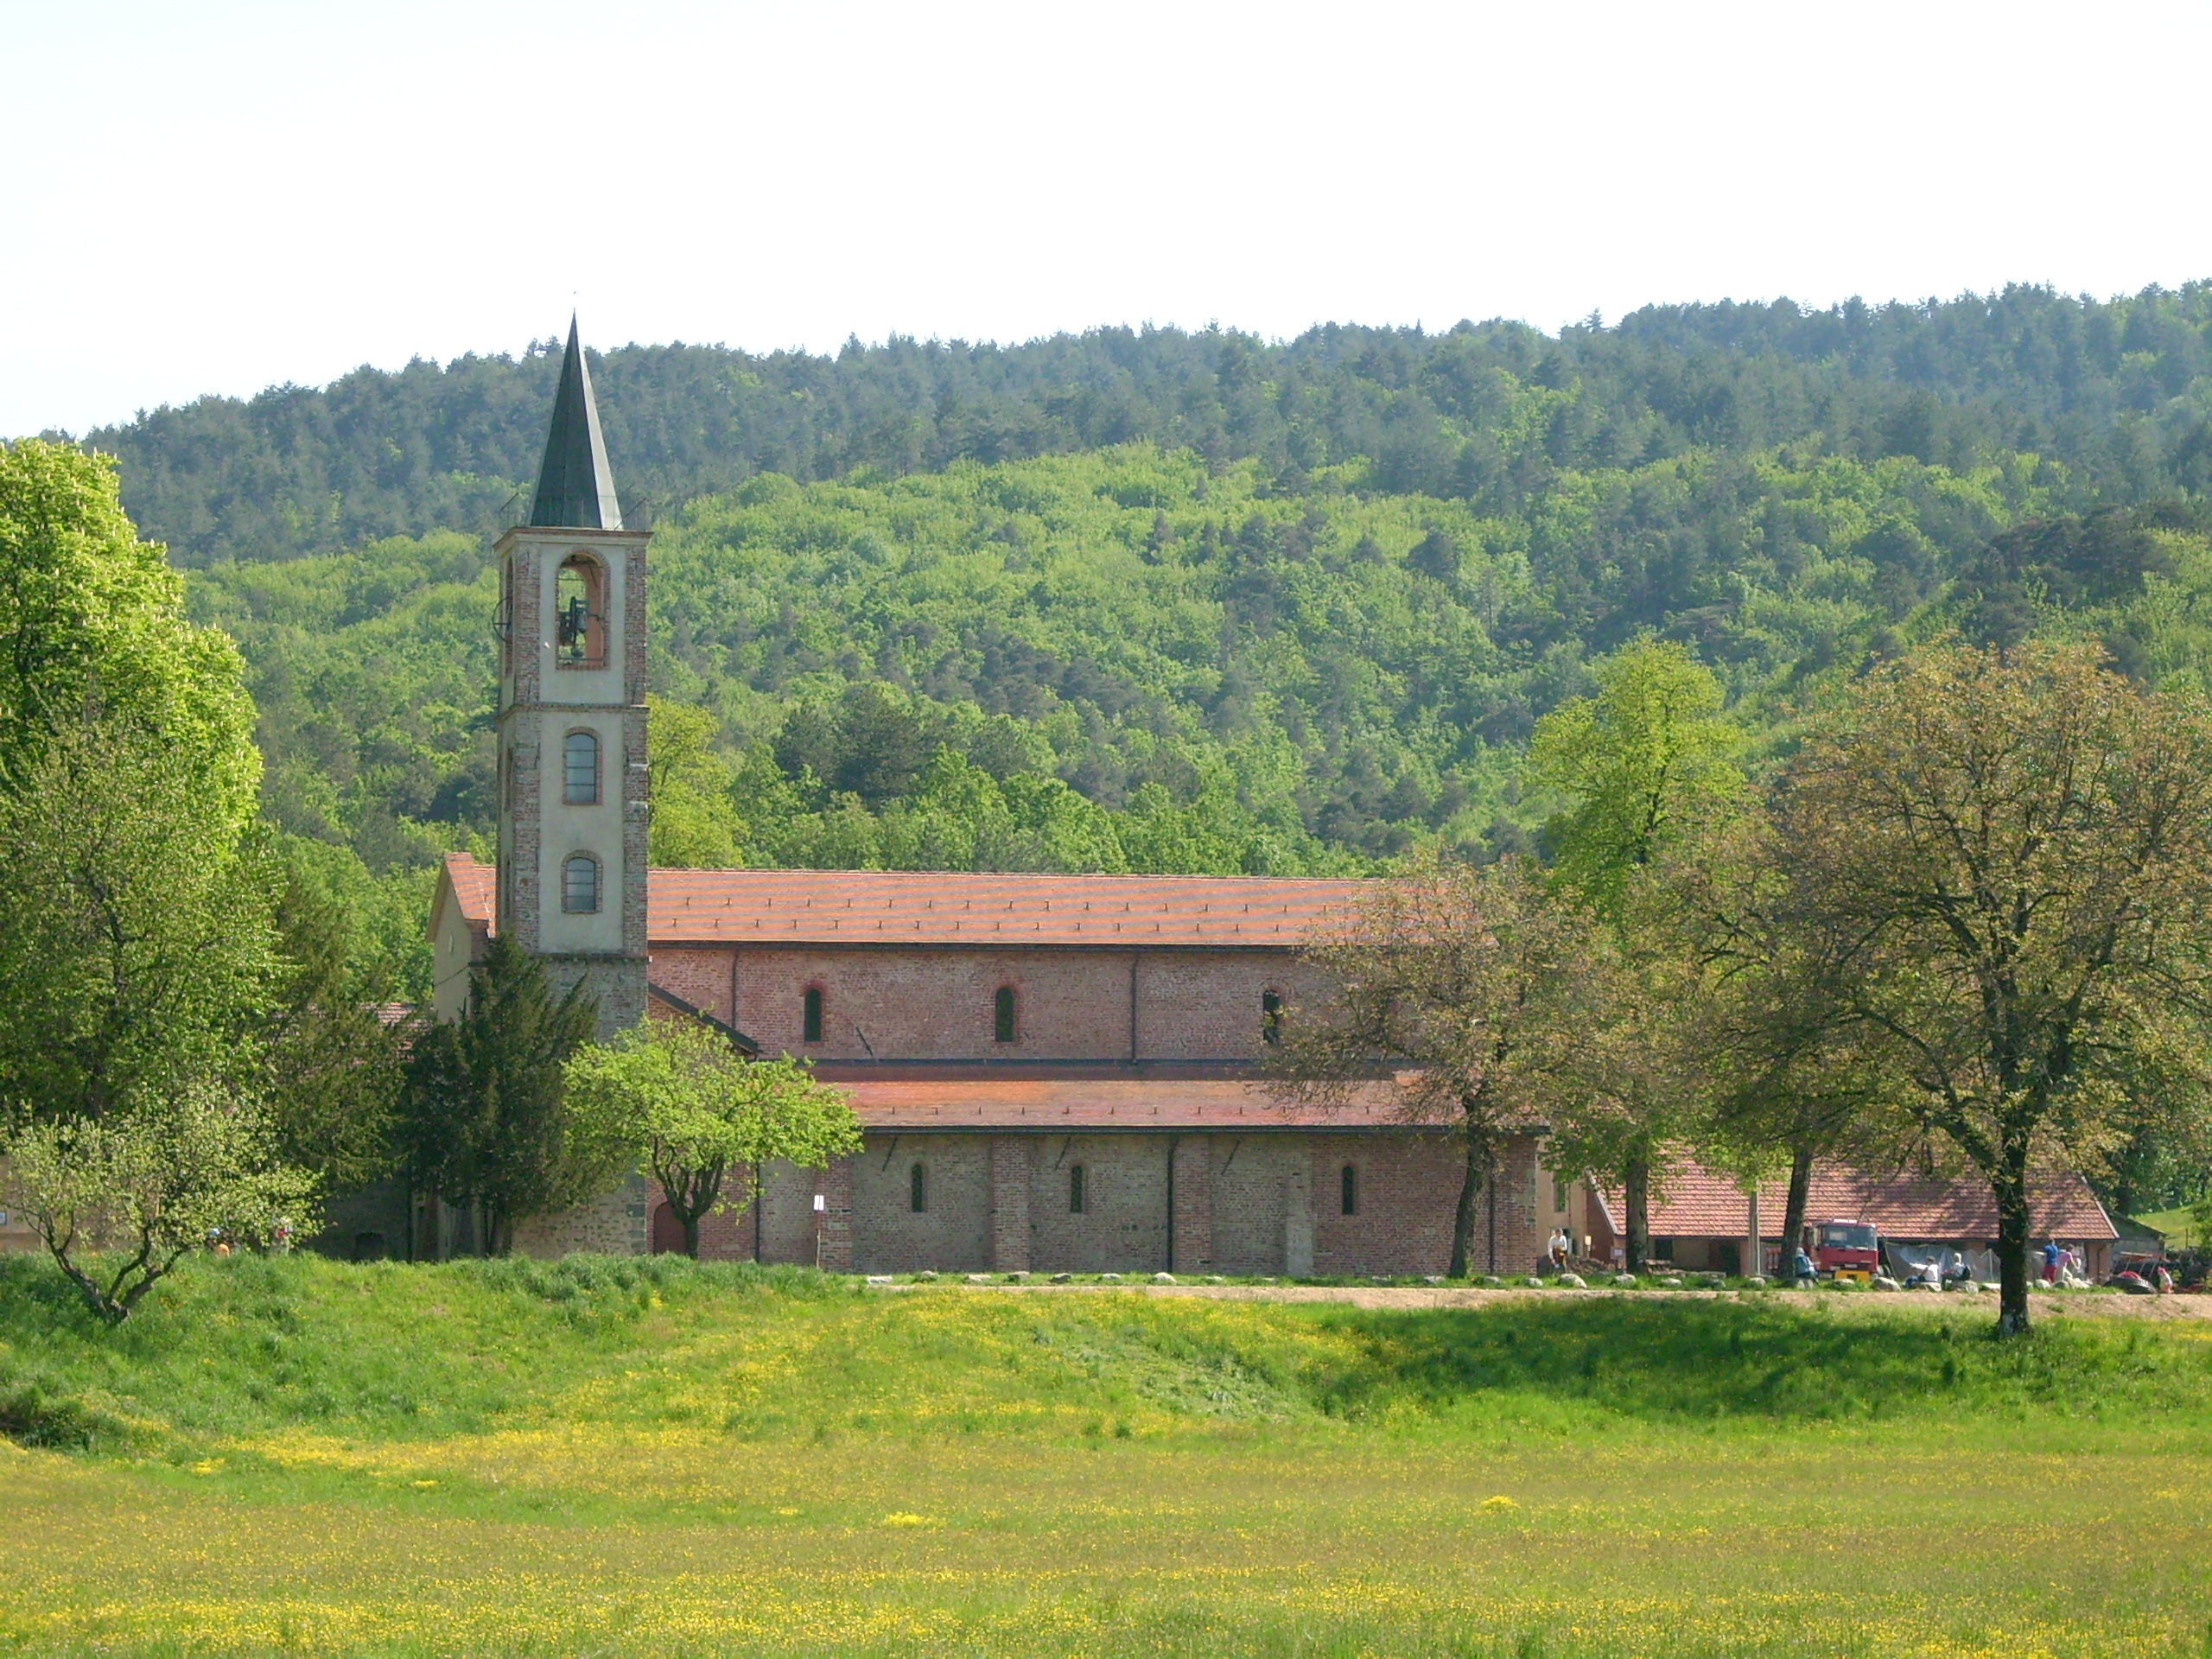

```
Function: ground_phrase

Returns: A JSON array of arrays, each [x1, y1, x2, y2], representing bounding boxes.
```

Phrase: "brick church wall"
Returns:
[[645, 944, 1339, 1063]]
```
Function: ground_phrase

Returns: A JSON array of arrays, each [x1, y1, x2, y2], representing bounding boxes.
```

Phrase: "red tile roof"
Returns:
[[444, 853, 495, 935], [1599, 1157, 2115, 1243], [836, 1076, 1420, 1131], [442, 854, 1365, 950]]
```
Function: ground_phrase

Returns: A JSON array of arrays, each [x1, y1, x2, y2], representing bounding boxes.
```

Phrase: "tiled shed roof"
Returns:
[[1600, 1157, 2116, 1243], [837, 1077, 1421, 1132], [442, 854, 1365, 949], [445, 854, 495, 935]]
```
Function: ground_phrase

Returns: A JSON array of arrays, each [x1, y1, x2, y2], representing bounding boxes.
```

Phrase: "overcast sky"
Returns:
[[5, 0, 2209, 438]]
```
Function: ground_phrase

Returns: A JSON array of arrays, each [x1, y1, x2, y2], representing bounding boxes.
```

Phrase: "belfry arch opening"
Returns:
[[555, 554, 607, 669]]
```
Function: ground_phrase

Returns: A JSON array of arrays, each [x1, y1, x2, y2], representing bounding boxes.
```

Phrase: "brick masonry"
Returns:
[[650, 1129, 1549, 1279]]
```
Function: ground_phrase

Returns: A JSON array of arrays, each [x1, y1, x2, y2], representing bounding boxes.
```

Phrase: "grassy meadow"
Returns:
[[0, 1255, 2209, 1658]]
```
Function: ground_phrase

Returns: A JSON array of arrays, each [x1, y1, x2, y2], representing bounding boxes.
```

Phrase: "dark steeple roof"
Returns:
[[528, 315, 623, 529]]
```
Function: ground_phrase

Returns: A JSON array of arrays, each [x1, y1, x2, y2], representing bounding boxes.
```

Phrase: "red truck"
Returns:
[[1805, 1218, 1881, 1284]]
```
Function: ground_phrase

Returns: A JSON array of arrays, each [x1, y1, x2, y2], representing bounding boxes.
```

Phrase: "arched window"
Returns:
[[563, 730, 600, 805], [1262, 988, 1284, 1046], [1069, 1164, 1086, 1215], [555, 555, 606, 668], [561, 853, 601, 913], [909, 1161, 926, 1213], [802, 986, 824, 1044], [1340, 1164, 1357, 1217], [995, 985, 1017, 1043]]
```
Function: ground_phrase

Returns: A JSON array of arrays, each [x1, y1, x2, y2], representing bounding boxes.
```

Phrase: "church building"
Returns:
[[418, 321, 1559, 1278]]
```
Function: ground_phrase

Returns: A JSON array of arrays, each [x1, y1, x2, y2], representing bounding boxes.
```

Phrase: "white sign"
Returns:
[[812, 1193, 826, 1213]]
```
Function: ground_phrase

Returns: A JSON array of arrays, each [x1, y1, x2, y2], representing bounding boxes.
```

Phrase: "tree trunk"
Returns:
[[1780, 1141, 1815, 1276], [1449, 1123, 1488, 1279], [1993, 1160, 2034, 1337], [1624, 1155, 1652, 1274]]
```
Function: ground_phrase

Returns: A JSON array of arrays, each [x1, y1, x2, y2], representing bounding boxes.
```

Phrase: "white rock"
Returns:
[[1004, 1271, 1028, 1282], [1050, 1272, 1072, 1283], [1558, 1273, 1586, 1288], [1205, 1275, 1225, 1285], [967, 1274, 992, 1285], [1099, 1273, 1122, 1283], [1613, 1274, 1639, 1287], [1479, 1274, 1506, 1287], [1872, 1275, 1903, 1291], [915, 1270, 938, 1281], [1153, 1272, 1177, 1285], [1743, 1276, 1769, 1288], [1423, 1274, 1446, 1286], [865, 1275, 893, 1287], [1660, 1275, 1686, 1287], [1524, 1275, 1548, 1288]]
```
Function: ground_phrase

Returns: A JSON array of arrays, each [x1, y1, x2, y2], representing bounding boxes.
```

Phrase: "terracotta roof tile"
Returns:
[[836, 1077, 1416, 1131], [442, 854, 1364, 949], [1603, 1157, 2115, 1243], [444, 852, 495, 933]]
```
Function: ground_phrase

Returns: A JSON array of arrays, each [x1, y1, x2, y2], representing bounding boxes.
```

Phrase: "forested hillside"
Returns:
[[110, 284, 2212, 993], [89, 286, 2212, 567]]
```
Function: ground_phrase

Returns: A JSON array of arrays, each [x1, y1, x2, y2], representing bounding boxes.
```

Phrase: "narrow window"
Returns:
[[561, 854, 601, 913], [1340, 1164, 1357, 1217], [909, 1162, 926, 1213], [563, 730, 600, 805], [1262, 988, 1283, 1046], [1069, 1164, 1086, 1215], [555, 555, 606, 668], [802, 986, 824, 1044], [995, 985, 1017, 1043]]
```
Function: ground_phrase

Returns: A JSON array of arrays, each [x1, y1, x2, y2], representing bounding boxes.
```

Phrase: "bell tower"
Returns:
[[493, 317, 649, 1036]]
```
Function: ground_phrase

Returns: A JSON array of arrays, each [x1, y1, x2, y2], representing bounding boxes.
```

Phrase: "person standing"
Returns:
[[2041, 1239, 2063, 1286]]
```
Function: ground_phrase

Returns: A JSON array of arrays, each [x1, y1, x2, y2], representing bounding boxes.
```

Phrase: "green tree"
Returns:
[[399, 936, 607, 1255], [1675, 810, 1904, 1273], [1778, 642, 2212, 1334], [563, 1018, 861, 1257], [1525, 639, 1744, 911], [0, 441, 257, 810], [1525, 639, 1744, 1270], [648, 694, 743, 868], [1267, 857, 1597, 1277], [0, 696, 278, 1125], [261, 848, 404, 1189], [0, 443, 272, 1123], [0, 1080, 317, 1324]]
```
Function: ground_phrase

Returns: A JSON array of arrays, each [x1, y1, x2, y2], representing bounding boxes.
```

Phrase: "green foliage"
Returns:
[[0, 447, 276, 1125], [88, 287, 2212, 569], [0, 440, 257, 810], [261, 841, 405, 1187], [1526, 639, 1743, 912], [398, 936, 603, 1255], [0, 721, 283, 1122], [0, 1082, 317, 1323], [563, 1020, 860, 1255], [646, 694, 742, 867]]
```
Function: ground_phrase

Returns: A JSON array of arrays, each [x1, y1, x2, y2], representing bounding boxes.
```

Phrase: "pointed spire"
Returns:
[[528, 315, 623, 529]]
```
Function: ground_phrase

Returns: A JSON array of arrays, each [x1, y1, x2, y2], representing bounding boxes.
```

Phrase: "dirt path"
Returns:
[[952, 1281, 2212, 1318]]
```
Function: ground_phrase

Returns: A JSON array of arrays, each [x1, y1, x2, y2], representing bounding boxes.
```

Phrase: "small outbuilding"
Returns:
[[1586, 1158, 2118, 1281]]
